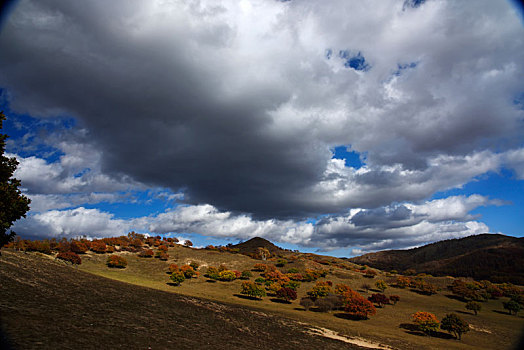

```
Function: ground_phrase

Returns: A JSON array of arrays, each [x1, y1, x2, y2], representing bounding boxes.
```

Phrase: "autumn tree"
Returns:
[[240, 281, 266, 299], [411, 312, 440, 335], [106, 255, 127, 268], [57, 251, 82, 265], [343, 293, 376, 319], [375, 280, 387, 292], [389, 295, 400, 305], [0, 112, 31, 254], [307, 281, 332, 301], [368, 293, 389, 307], [256, 247, 270, 260], [170, 271, 186, 286], [275, 287, 297, 303], [441, 313, 469, 340]]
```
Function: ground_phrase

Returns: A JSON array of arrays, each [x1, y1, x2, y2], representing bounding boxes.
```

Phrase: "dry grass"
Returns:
[[3, 245, 524, 349]]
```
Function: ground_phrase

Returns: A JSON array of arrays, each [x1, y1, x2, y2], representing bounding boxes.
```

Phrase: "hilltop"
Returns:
[[349, 234, 524, 284], [232, 237, 287, 255]]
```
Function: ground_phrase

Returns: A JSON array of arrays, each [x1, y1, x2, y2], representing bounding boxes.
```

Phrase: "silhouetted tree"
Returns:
[[0, 112, 31, 254], [441, 313, 469, 340]]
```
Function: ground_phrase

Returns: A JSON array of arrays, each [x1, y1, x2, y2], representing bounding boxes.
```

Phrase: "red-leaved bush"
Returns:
[[56, 251, 82, 265], [106, 255, 127, 268]]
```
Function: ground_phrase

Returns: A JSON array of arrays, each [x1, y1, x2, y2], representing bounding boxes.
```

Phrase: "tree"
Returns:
[[183, 240, 193, 247], [0, 112, 31, 254], [503, 300, 522, 316], [466, 301, 481, 315], [375, 280, 387, 292], [170, 271, 186, 286], [276, 287, 297, 302], [411, 312, 440, 335], [256, 247, 270, 260], [307, 281, 332, 301], [389, 295, 400, 305], [343, 293, 376, 319], [57, 251, 82, 265], [300, 297, 314, 311], [106, 255, 127, 268], [240, 281, 266, 299], [368, 293, 389, 307], [441, 313, 469, 340]]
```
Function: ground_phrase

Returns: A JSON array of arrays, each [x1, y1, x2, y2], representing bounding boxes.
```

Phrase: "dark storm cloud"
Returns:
[[1, 0, 523, 226]]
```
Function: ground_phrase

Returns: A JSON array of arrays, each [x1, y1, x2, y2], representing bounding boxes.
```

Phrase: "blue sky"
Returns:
[[1, 0, 523, 256]]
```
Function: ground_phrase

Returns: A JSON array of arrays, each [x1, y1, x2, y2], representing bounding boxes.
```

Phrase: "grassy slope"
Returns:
[[75, 245, 524, 350], [0, 250, 364, 350]]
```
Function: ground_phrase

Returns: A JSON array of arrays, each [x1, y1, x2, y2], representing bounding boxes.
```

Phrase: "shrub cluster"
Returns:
[[56, 251, 82, 265], [106, 255, 127, 268]]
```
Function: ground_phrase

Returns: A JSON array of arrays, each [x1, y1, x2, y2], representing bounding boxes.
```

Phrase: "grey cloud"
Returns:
[[1, 0, 523, 221]]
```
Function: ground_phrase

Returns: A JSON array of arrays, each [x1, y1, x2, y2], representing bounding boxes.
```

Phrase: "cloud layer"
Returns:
[[2, 0, 523, 252]]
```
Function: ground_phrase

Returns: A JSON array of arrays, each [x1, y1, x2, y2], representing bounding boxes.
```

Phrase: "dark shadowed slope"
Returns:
[[349, 234, 524, 284], [0, 251, 363, 350]]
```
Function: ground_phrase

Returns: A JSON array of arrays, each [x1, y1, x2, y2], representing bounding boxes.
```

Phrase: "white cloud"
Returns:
[[13, 194, 498, 254], [2, 0, 523, 250]]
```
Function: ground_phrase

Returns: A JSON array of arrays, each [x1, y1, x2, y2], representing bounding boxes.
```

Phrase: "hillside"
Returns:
[[349, 234, 524, 284], [2, 235, 524, 350], [0, 251, 362, 350]]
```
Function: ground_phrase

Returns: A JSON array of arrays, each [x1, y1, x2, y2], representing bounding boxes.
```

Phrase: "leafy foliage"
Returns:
[[70, 240, 88, 254], [106, 255, 127, 268], [138, 249, 154, 258], [307, 281, 332, 301], [180, 265, 196, 278], [0, 112, 31, 252], [367, 293, 389, 307], [503, 300, 522, 315], [466, 301, 481, 315], [441, 313, 469, 340], [275, 287, 297, 302], [411, 312, 440, 335], [240, 270, 252, 279], [240, 281, 266, 299], [218, 270, 237, 281], [57, 251, 82, 265], [342, 291, 376, 319], [170, 271, 186, 285], [389, 295, 400, 305], [375, 280, 387, 292]]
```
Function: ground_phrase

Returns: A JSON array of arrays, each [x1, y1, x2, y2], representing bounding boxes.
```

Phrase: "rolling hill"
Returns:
[[348, 234, 524, 284]]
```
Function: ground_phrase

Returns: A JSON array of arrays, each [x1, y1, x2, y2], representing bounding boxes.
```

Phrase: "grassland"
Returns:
[[76, 244, 524, 350], [2, 244, 524, 349]]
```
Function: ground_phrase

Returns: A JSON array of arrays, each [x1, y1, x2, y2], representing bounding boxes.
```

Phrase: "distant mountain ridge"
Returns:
[[348, 234, 524, 285]]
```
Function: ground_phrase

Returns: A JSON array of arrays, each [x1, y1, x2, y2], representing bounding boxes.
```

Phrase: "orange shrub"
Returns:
[[106, 255, 127, 268], [412, 311, 440, 335], [90, 241, 107, 253], [57, 251, 82, 265]]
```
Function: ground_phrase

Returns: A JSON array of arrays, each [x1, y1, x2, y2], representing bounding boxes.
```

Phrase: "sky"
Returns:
[[0, 0, 523, 257]]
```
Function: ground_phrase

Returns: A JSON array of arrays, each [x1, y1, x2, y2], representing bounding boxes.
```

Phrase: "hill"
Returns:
[[232, 237, 287, 256], [0, 251, 362, 350], [348, 234, 524, 284]]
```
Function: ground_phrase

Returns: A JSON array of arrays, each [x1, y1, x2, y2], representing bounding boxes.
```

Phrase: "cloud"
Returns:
[[1, 0, 522, 220], [13, 194, 497, 255], [14, 207, 132, 239]]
